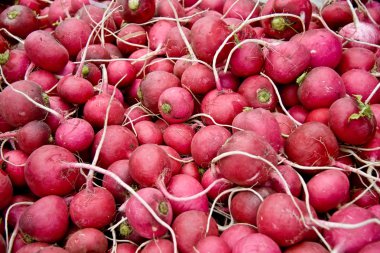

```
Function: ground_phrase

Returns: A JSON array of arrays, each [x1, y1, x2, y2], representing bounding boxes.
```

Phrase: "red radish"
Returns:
[[147, 20, 175, 53], [279, 84, 299, 107], [116, 23, 147, 55], [4, 195, 35, 228], [257, 193, 317, 247], [165, 173, 209, 215], [65, 228, 108, 253], [75, 44, 111, 66], [201, 168, 233, 202], [199, 0, 225, 13], [146, 58, 174, 74], [125, 187, 173, 239], [0, 169, 12, 209], [324, 205, 380, 253], [232, 233, 281, 253], [124, 106, 150, 128], [122, 0, 156, 24], [159, 145, 182, 176], [220, 224, 256, 250], [191, 15, 233, 64], [134, 121, 163, 145], [76, 62, 101, 86], [290, 28, 343, 68], [230, 191, 262, 225], [269, 164, 301, 197], [230, 42, 264, 78], [339, 22, 380, 52], [0, 80, 48, 127], [304, 108, 330, 125], [181, 63, 216, 95], [180, 162, 202, 181], [232, 108, 283, 152], [0, 5, 39, 38], [141, 238, 174, 253], [91, 125, 138, 168], [112, 243, 138, 253], [223, 0, 260, 20], [173, 55, 192, 78], [45, 96, 72, 133], [264, 41, 311, 85], [106, 60, 137, 87], [83, 93, 125, 129], [129, 48, 156, 75], [138, 71, 180, 113], [217, 130, 277, 187], [156, 0, 185, 18], [165, 26, 191, 58], [0, 49, 30, 83], [351, 188, 380, 208], [329, 96, 377, 145], [48, 0, 74, 26], [284, 241, 329, 253], [191, 125, 231, 168], [158, 87, 194, 124], [201, 89, 248, 125], [337, 47, 376, 73], [297, 66, 346, 110], [321, 1, 352, 30], [25, 145, 79, 197], [2, 150, 28, 188], [129, 144, 171, 187], [218, 71, 240, 91], [260, 0, 312, 40], [32, 246, 69, 253], [28, 70, 58, 92], [194, 236, 231, 253], [15, 242, 50, 253], [307, 170, 350, 212], [54, 17, 92, 58], [288, 105, 309, 123], [285, 121, 339, 166], [172, 210, 219, 253], [55, 118, 94, 153], [104, 42, 123, 58], [272, 112, 297, 139], [163, 123, 195, 156], [24, 30, 69, 73], [19, 195, 69, 243], [358, 241, 380, 253], [57, 75, 94, 105]]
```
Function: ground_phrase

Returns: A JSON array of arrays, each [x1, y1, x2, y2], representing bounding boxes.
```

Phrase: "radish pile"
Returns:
[[0, 0, 380, 252]]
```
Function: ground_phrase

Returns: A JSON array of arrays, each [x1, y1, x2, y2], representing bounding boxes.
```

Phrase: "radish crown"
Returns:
[[349, 95, 373, 120]]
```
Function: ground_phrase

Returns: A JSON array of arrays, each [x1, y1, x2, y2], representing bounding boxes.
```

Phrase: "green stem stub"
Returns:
[[7, 10, 19, 20], [128, 0, 140, 11], [82, 64, 90, 77], [119, 222, 133, 237], [158, 201, 169, 215], [349, 95, 373, 121], [161, 103, 171, 114], [296, 72, 308, 85], [0, 50, 10, 65], [271, 17, 287, 31], [257, 89, 271, 103]]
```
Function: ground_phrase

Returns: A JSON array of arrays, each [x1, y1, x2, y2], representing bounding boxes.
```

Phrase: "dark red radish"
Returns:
[[337, 47, 376, 73], [55, 118, 94, 153], [220, 224, 256, 250], [156, 0, 185, 18], [284, 241, 329, 253], [76, 44, 111, 66], [0, 5, 39, 38], [25, 145, 79, 197], [285, 122, 339, 167], [280, 84, 299, 108], [15, 242, 50, 253], [341, 69, 380, 104], [116, 23, 147, 55], [230, 42, 264, 78], [159, 145, 182, 176], [288, 105, 308, 123], [324, 205, 380, 253], [172, 210, 219, 253], [3, 195, 35, 228], [112, 243, 138, 253], [18, 0, 48, 12], [45, 96, 72, 133], [76, 62, 101, 86], [141, 238, 173, 253], [24, 30, 69, 73], [129, 144, 171, 187], [257, 193, 317, 247], [201, 89, 248, 125], [181, 63, 216, 95], [269, 164, 301, 197], [359, 132, 380, 162], [70, 187, 116, 229], [218, 71, 240, 91], [122, 0, 155, 24], [264, 41, 311, 85], [138, 71, 180, 113], [135, 121, 163, 145], [321, 1, 352, 31], [165, 173, 209, 215], [2, 150, 28, 188], [57, 75, 94, 105], [260, 0, 312, 40], [33, 246, 69, 253], [0, 169, 12, 210], [194, 236, 231, 253], [329, 96, 377, 145], [307, 170, 350, 213], [304, 108, 330, 125], [83, 93, 125, 129], [162, 124, 195, 156], [191, 125, 231, 168], [19, 195, 68, 243], [28, 70, 58, 92], [0, 80, 47, 128], [272, 112, 297, 140], [165, 26, 191, 58], [91, 125, 138, 168], [125, 187, 173, 239], [230, 191, 262, 226], [13, 120, 51, 154], [0, 49, 30, 83], [180, 162, 202, 182], [106, 60, 137, 87], [290, 28, 343, 68], [339, 22, 380, 52], [65, 228, 108, 253], [351, 188, 380, 208], [232, 233, 281, 253], [146, 58, 174, 74], [297, 66, 346, 110], [232, 108, 283, 152], [217, 130, 277, 187], [191, 15, 234, 64]]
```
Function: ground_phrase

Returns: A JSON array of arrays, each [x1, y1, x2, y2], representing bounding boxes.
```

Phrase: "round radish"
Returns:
[[0, 169, 12, 210], [220, 224, 256, 251], [181, 63, 216, 95], [64, 228, 108, 253], [162, 123, 195, 156], [195, 236, 231, 253], [0, 4, 39, 38], [232, 233, 281, 253], [284, 241, 329, 253], [134, 120, 163, 145], [141, 238, 173, 253]]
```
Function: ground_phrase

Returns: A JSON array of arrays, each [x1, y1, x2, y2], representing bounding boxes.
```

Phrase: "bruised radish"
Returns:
[[217, 130, 277, 187], [125, 187, 173, 239], [329, 96, 377, 145], [64, 228, 108, 253]]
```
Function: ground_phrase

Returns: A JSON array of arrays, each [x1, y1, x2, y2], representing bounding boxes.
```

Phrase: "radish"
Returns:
[[304, 108, 330, 125], [57, 75, 95, 105], [0, 169, 12, 209], [141, 238, 174, 253], [201, 168, 233, 202], [223, 0, 260, 20], [122, 0, 156, 24], [218, 71, 240, 91], [337, 47, 376, 73], [284, 241, 329, 253], [280, 84, 299, 108], [232, 233, 281, 253], [181, 63, 216, 95], [45, 96, 72, 133], [19, 195, 69, 243], [0, 49, 30, 83], [180, 162, 202, 181], [194, 236, 231, 253], [2, 150, 28, 188], [230, 190, 262, 226], [351, 188, 380, 208], [163, 123, 195, 156], [113, 243, 138, 253], [125, 187, 173, 239], [220, 224, 256, 250], [146, 58, 174, 74], [159, 145, 182, 175], [358, 241, 380, 253], [269, 164, 301, 197], [75, 44, 111, 66], [148, 20, 176, 53], [15, 242, 49, 253], [28, 70, 58, 92], [339, 20, 380, 52], [288, 105, 309, 123], [165, 26, 191, 58], [329, 96, 377, 145], [0, 4, 39, 38], [76, 62, 101, 86], [229, 42, 264, 78], [217, 130, 277, 187], [48, 0, 74, 26], [64, 228, 108, 253], [116, 23, 147, 55], [134, 121, 163, 145], [33, 246, 69, 253], [4, 195, 35, 229], [321, 1, 352, 31]]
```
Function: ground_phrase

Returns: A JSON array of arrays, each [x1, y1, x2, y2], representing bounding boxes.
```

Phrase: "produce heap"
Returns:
[[0, 0, 380, 252]]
